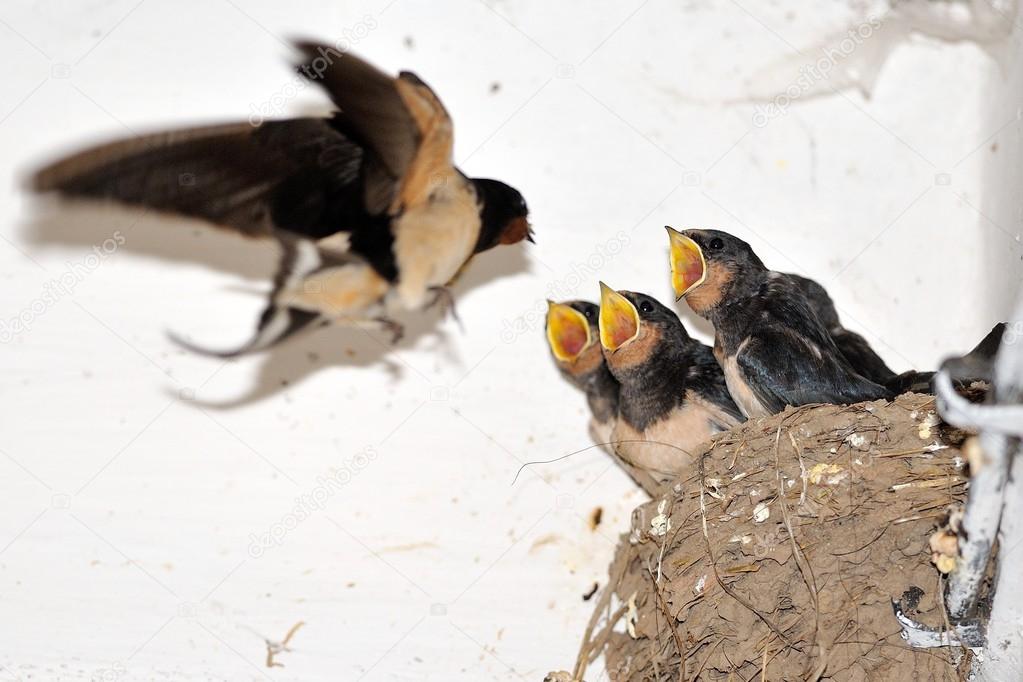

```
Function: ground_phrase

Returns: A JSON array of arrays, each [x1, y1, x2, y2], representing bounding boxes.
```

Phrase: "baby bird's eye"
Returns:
[[639, 300, 654, 314], [583, 307, 596, 319], [709, 237, 724, 250]]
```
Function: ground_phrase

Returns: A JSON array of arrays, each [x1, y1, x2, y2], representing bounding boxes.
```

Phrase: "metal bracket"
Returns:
[[891, 599, 985, 650]]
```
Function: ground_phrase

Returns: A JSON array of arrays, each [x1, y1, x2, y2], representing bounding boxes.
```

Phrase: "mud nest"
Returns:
[[574, 393, 977, 681]]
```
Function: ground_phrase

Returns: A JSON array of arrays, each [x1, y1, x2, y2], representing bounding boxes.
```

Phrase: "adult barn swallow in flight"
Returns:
[[33, 43, 533, 355], [598, 283, 744, 484], [544, 300, 619, 444], [666, 228, 892, 417]]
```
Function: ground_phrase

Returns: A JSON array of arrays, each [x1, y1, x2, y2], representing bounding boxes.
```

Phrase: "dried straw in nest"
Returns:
[[568, 393, 981, 682]]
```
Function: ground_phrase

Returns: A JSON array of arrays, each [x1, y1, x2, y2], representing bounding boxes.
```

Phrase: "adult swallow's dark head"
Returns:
[[545, 300, 603, 379], [473, 178, 533, 253], [666, 227, 766, 317], [598, 283, 691, 376]]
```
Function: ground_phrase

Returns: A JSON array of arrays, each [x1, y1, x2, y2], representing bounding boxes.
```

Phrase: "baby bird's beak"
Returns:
[[545, 301, 591, 362], [598, 282, 640, 352], [666, 226, 707, 299]]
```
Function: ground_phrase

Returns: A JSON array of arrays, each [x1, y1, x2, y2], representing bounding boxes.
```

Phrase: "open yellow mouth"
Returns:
[[545, 301, 592, 361], [598, 282, 640, 351], [666, 226, 707, 298]]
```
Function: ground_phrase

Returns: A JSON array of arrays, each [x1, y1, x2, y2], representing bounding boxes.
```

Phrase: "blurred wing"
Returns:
[[293, 43, 453, 214], [390, 71, 455, 212], [33, 117, 365, 240]]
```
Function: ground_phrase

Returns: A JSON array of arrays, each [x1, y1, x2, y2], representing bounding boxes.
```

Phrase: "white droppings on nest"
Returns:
[[808, 462, 848, 485], [918, 412, 941, 440], [845, 432, 869, 449], [591, 394, 974, 681], [650, 499, 671, 537], [752, 501, 770, 523]]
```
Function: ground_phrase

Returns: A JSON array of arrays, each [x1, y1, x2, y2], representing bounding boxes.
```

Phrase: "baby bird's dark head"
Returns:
[[545, 300, 603, 381], [473, 178, 532, 253], [597, 283, 690, 379], [666, 227, 766, 317]]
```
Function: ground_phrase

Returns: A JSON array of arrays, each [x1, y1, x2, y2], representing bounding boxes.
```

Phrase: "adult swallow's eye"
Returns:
[[639, 300, 654, 314], [709, 237, 724, 250], [583, 307, 596, 319]]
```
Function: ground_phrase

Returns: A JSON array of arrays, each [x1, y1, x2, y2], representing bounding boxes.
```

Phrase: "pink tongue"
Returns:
[[560, 324, 587, 356], [683, 259, 703, 288], [608, 310, 637, 347]]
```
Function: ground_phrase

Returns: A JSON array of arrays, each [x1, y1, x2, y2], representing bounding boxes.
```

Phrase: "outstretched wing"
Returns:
[[292, 43, 454, 215], [33, 117, 365, 240]]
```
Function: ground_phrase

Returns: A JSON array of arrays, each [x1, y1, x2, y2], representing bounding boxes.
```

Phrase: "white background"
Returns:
[[2, 1, 1021, 680]]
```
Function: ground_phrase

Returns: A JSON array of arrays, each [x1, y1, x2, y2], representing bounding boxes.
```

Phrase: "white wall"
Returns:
[[1, 1, 1020, 680]]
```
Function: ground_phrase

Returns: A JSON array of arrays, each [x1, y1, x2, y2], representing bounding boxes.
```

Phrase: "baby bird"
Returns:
[[544, 300, 619, 445], [783, 271, 897, 385], [668, 228, 896, 386], [545, 300, 662, 493], [667, 228, 891, 417], [598, 283, 744, 485]]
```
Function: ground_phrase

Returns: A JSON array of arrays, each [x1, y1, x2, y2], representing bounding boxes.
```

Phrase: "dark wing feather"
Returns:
[[737, 328, 892, 414], [785, 273, 840, 329], [737, 277, 892, 412], [782, 272, 896, 383], [831, 328, 896, 384], [293, 43, 423, 214], [33, 117, 365, 240]]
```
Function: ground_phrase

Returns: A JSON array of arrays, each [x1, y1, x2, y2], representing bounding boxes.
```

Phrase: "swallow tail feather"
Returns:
[[169, 235, 330, 357], [884, 322, 1008, 395]]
